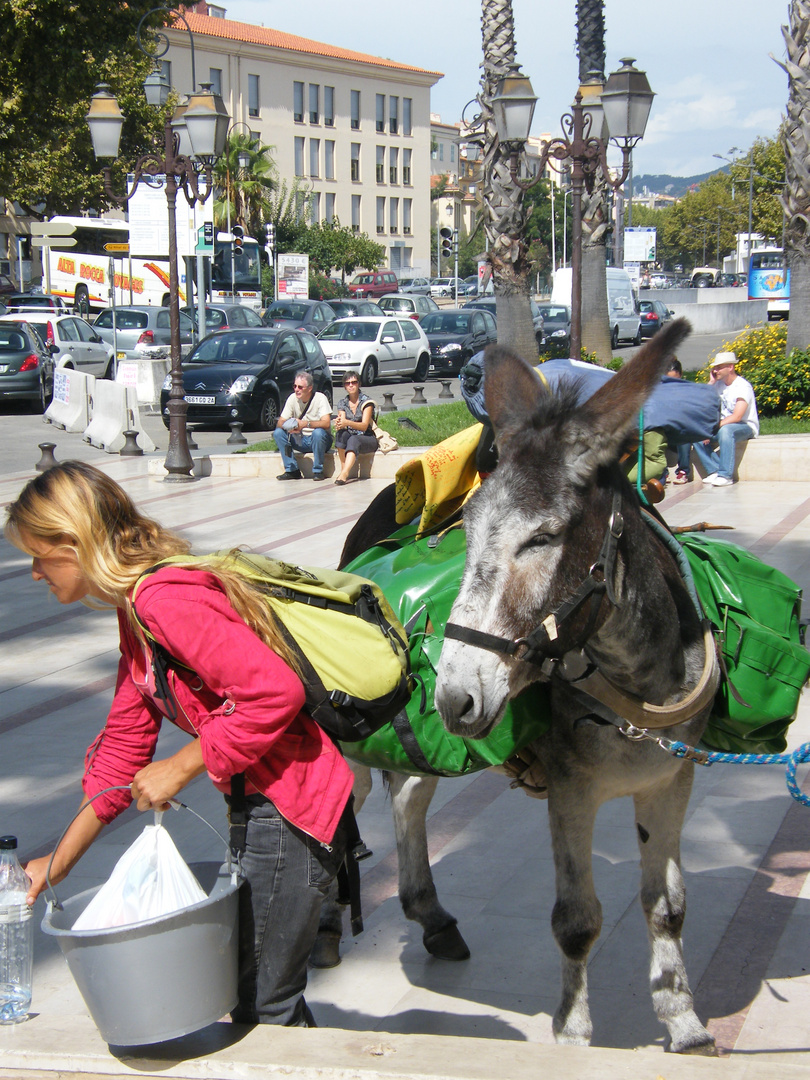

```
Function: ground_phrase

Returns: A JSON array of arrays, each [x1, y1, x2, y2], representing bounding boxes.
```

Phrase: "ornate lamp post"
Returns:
[[486, 58, 654, 359], [85, 6, 230, 482]]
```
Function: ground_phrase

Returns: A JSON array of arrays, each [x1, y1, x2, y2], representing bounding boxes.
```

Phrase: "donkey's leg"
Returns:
[[634, 765, 716, 1055], [547, 784, 602, 1045], [311, 762, 375, 969], [389, 771, 471, 960]]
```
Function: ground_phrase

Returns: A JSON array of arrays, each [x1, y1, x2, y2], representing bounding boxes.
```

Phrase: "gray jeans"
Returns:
[[229, 797, 347, 1026]]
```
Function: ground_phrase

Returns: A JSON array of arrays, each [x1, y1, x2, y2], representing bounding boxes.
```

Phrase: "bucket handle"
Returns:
[[45, 786, 235, 911]]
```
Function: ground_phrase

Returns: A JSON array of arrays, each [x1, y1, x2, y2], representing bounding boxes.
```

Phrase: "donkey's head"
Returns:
[[435, 319, 692, 738]]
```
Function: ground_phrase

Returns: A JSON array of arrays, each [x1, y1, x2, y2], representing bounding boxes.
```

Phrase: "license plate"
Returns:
[[0, 365, 7, 374], [185, 395, 215, 405], [116, 351, 126, 360]]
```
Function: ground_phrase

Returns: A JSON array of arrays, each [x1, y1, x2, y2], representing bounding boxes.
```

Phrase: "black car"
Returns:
[[180, 304, 264, 335], [262, 299, 336, 334], [462, 295, 545, 348], [160, 328, 332, 431], [326, 299, 385, 319], [0, 320, 54, 411], [638, 299, 674, 338], [421, 308, 498, 375], [536, 303, 571, 354]]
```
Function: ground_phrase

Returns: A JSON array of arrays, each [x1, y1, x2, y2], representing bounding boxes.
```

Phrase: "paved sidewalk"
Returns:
[[0, 452, 809, 1080]]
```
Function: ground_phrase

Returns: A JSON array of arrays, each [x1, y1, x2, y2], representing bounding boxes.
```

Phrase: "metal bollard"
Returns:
[[120, 430, 144, 457], [35, 442, 58, 472], [410, 386, 427, 405], [381, 392, 398, 412], [438, 380, 454, 400], [227, 421, 248, 446]]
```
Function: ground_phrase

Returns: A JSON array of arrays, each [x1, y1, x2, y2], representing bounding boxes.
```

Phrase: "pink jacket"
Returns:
[[82, 566, 355, 845]]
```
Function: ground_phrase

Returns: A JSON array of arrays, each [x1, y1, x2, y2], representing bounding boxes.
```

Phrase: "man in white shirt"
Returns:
[[691, 351, 759, 487], [273, 371, 333, 481]]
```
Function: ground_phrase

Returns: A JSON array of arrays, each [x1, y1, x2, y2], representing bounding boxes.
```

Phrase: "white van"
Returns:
[[552, 267, 641, 348]]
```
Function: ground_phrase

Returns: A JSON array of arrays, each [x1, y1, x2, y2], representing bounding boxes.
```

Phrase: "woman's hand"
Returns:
[[132, 741, 206, 811], [21, 855, 50, 906]]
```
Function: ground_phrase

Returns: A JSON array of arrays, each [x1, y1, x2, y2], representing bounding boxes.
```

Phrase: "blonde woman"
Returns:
[[5, 461, 353, 1027], [333, 370, 378, 485]]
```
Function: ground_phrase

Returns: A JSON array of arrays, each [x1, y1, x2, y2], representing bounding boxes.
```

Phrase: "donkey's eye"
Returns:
[[521, 532, 551, 552]]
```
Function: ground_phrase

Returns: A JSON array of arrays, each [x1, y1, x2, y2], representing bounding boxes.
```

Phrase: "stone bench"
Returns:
[[292, 449, 376, 480]]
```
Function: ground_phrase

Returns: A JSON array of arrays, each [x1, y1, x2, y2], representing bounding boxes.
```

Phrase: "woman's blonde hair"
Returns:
[[5, 461, 300, 672]]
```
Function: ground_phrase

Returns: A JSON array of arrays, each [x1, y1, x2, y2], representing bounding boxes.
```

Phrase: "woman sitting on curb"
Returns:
[[333, 370, 378, 485]]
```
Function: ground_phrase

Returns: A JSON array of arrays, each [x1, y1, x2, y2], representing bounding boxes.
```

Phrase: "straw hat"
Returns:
[[709, 351, 737, 369]]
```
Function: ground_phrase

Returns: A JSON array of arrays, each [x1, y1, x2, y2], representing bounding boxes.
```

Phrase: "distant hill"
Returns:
[[633, 171, 719, 198]]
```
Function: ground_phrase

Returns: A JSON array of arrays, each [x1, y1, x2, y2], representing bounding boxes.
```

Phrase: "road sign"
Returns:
[[104, 243, 130, 253], [31, 237, 76, 248], [30, 221, 76, 236], [196, 224, 214, 255]]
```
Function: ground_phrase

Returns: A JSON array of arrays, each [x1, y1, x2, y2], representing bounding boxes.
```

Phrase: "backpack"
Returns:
[[130, 549, 413, 743]]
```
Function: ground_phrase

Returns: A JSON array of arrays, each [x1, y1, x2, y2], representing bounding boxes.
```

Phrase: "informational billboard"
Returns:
[[277, 253, 309, 299], [127, 175, 213, 262], [624, 226, 656, 263]]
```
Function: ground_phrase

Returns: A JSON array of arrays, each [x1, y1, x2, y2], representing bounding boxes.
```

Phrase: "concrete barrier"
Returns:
[[83, 381, 156, 454], [44, 369, 94, 433], [116, 356, 171, 410], [667, 299, 768, 335]]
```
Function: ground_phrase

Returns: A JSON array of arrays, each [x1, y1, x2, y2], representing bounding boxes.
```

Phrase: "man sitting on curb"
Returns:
[[691, 351, 759, 487], [273, 370, 334, 482]]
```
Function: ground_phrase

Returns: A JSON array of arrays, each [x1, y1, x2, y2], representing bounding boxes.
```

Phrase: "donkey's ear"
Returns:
[[484, 344, 547, 437], [563, 319, 692, 482]]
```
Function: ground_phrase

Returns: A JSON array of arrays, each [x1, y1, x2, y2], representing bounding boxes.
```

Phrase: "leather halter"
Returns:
[[444, 489, 720, 731]]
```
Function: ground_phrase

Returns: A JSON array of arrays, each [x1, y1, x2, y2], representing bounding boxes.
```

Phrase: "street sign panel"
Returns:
[[30, 221, 76, 236], [31, 237, 76, 248], [104, 243, 130, 253]]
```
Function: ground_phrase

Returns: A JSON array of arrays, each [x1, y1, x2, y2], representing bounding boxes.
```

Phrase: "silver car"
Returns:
[[0, 312, 113, 378], [93, 305, 195, 361]]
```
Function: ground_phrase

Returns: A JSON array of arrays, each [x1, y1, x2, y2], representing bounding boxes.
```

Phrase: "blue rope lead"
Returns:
[[665, 739, 810, 808]]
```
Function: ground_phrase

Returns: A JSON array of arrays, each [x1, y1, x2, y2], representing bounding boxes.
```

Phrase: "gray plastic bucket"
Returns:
[[41, 795, 243, 1046]]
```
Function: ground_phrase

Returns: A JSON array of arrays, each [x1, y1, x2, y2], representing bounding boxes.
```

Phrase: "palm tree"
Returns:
[[213, 132, 278, 240], [777, 1, 810, 354]]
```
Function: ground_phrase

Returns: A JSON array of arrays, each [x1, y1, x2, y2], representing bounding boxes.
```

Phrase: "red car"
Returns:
[[348, 270, 398, 298]]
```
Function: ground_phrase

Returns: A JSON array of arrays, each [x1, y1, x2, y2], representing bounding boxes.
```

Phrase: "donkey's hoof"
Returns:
[[666, 1030, 717, 1056], [309, 931, 342, 969], [423, 921, 471, 961]]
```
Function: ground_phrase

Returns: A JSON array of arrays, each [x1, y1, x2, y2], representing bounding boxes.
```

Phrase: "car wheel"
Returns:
[[611, 326, 619, 350], [361, 358, 378, 385], [73, 284, 90, 316], [414, 353, 429, 381], [258, 393, 279, 431], [633, 325, 642, 346], [30, 376, 48, 414]]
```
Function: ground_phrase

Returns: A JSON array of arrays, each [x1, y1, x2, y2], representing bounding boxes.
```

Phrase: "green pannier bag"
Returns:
[[680, 534, 810, 754], [342, 526, 550, 776]]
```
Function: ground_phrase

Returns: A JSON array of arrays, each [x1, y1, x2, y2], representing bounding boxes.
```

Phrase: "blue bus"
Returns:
[[747, 248, 789, 319]]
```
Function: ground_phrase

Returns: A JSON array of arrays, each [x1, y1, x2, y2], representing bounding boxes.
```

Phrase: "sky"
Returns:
[[223, 0, 787, 181]]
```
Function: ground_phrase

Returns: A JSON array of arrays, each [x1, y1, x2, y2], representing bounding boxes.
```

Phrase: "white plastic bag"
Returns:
[[72, 812, 207, 931]]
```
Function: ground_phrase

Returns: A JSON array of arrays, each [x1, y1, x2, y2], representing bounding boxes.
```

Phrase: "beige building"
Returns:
[[162, 3, 442, 277]]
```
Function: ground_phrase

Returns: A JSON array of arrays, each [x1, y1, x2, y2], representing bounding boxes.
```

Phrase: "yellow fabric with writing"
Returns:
[[394, 423, 484, 536]]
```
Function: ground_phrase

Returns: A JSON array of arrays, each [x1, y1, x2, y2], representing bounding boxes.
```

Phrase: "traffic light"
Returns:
[[440, 226, 453, 260], [232, 224, 244, 253], [265, 221, 276, 256]]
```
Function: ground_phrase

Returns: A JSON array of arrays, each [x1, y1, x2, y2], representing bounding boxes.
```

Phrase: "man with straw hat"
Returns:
[[690, 351, 758, 487]]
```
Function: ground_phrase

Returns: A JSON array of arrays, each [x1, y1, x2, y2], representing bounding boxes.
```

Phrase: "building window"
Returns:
[[376, 94, 385, 133], [376, 196, 385, 234], [325, 140, 335, 180], [350, 143, 360, 182], [403, 97, 412, 137], [293, 81, 304, 123], [439, 144, 444, 161], [403, 198, 412, 235], [248, 74, 260, 117], [160, 60, 172, 88], [295, 192, 306, 223], [389, 147, 398, 185], [403, 148, 412, 185], [389, 96, 399, 135], [310, 191, 321, 223], [352, 194, 361, 232], [389, 197, 398, 234], [325, 192, 336, 223], [309, 138, 320, 177], [209, 68, 222, 96], [450, 143, 456, 163], [324, 86, 334, 127], [376, 146, 385, 183], [294, 137, 305, 177], [309, 83, 319, 124], [351, 89, 360, 130]]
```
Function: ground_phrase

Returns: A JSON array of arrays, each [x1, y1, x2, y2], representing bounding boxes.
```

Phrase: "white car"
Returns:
[[0, 311, 114, 378], [429, 277, 464, 298], [317, 317, 430, 385]]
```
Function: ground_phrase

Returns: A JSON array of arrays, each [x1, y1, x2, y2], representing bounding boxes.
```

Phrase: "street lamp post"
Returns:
[[85, 7, 229, 482], [488, 58, 654, 360]]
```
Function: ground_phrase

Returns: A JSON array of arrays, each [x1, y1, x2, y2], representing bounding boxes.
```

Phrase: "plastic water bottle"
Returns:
[[0, 836, 33, 1024]]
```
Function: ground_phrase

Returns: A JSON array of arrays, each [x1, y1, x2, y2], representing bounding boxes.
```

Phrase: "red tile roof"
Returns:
[[179, 10, 443, 80]]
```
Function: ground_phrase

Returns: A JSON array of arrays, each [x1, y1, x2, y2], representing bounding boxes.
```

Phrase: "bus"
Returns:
[[747, 248, 789, 319], [46, 216, 263, 314]]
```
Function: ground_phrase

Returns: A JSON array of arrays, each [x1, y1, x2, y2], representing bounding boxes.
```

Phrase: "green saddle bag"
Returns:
[[680, 534, 810, 754], [342, 526, 551, 776]]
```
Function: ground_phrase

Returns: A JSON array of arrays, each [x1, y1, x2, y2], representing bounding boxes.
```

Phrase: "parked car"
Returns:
[[347, 270, 399, 298], [93, 305, 195, 360], [261, 298, 336, 334], [0, 312, 113, 377], [536, 303, 571, 354], [0, 319, 54, 412], [690, 266, 721, 288], [2, 293, 71, 314], [397, 277, 432, 295], [638, 298, 674, 338], [463, 295, 546, 348], [317, 316, 430, 385], [421, 308, 498, 376], [181, 304, 264, 335], [159, 327, 331, 432], [718, 272, 744, 288], [376, 293, 439, 321], [429, 277, 465, 298], [457, 276, 481, 297], [326, 299, 385, 319]]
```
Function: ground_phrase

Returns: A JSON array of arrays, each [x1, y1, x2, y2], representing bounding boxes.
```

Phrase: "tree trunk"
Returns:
[[778, 1, 810, 353]]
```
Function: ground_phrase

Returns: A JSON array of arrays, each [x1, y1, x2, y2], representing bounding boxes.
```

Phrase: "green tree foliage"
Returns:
[[0, 1, 171, 216], [213, 132, 278, 240], [659, 173, 739, 269], [712, 323, 810, 421], [727, 136, 786, 246], [523, 179, 570, 276]]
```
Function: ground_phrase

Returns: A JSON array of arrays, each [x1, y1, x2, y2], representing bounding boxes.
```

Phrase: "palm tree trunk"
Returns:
[[778, 1, 810, 354]]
